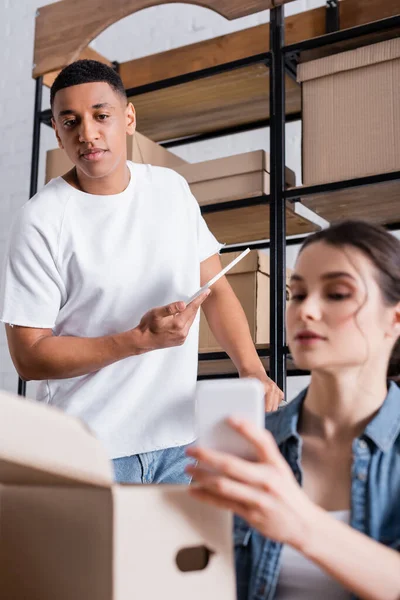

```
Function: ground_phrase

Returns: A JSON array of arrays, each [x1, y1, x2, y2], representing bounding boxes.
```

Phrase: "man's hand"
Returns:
[[136, 290, 210, 352], [240, 368, 283, 412], [4, 290, 211, 382]]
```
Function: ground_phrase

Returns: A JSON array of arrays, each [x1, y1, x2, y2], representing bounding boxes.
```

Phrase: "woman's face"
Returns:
[[286, 241, 399, 374]]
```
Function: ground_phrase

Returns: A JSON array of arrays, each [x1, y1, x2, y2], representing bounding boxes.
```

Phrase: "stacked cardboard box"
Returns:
[[175, 150, 314, 244], [298, 38, 400, 185], [175, 150, 296, 206], [199, 250, 292, 353]]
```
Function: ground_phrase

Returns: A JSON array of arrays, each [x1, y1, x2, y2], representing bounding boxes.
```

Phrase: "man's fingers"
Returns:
[[159, 289, 210, 320], [265, 382, 284, 412], [174, 291, 210, 328], [264, 389, 275, 413], [265, 384, 282, 412], [159, 301, 186, 317], [187, 289, 211, 310]]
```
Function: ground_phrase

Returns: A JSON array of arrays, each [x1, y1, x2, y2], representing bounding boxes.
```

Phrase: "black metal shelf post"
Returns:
[[18, 75, 44, 397], [326, 0, 340, 33], [283, 14, 400, 55], [269, 5, 287, 395]]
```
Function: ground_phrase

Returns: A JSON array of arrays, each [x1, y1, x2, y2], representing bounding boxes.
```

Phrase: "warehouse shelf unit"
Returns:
[[19, 0, 400, 397]]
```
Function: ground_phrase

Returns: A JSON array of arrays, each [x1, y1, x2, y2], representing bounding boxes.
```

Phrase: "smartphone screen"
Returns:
[[195, 378, 264, 461]]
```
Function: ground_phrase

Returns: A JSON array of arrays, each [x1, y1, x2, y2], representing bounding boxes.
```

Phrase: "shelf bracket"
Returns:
[[326, 0, 340, 34]]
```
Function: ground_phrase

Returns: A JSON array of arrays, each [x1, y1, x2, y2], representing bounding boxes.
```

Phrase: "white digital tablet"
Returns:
[[187, 247, 250, 304]]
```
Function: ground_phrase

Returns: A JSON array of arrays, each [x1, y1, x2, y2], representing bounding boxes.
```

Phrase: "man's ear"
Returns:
[[125, 102, 136, 136], [51, 117, 64, 150]]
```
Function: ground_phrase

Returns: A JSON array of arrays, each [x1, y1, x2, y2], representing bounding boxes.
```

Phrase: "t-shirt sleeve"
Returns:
[[181, 178, 224, 262], [197, 205, 224, 263], [0, 204, 66, 329]]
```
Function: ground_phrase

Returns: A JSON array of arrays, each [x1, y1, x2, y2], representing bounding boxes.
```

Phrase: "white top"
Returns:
[[275, 510, 352, 600], [0, 162, 222, 458]]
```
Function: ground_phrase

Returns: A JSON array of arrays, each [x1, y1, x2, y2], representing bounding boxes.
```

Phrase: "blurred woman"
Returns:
[[187, 220, 400, 600]]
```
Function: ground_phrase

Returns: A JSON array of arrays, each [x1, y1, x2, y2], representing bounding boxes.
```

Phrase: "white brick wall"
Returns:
[[0, 0, 327, 399]]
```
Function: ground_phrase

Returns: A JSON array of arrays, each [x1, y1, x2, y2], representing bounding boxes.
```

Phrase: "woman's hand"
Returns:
[[186, 418, 316, 551], [187, 419, 400, 600]]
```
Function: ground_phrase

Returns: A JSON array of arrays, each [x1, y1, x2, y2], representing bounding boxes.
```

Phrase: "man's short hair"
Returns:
[[50, 59, 127, 108]]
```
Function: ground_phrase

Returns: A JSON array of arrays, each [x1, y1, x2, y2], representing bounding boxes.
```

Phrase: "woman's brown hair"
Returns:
[[299, 220, 400, 379]]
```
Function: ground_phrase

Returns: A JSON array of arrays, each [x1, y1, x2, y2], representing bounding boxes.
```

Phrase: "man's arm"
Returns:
[[5, 292, 209, 381], [200, 254, 283, 410]]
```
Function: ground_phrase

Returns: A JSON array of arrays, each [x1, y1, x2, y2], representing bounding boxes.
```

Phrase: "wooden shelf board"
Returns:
[[198, 346, 299, 376], [34, 0, 282, 78], [299, 0, 400, 62], [119, 5, 331, 140], [122, 0, 399, 142], [119, 1, 400, 90], [298, 178, 400, 227], [132, 65, 300, 142], [118, 9, 324, 90], [299, 24, 400, 63], [203, 202, 317, 246]]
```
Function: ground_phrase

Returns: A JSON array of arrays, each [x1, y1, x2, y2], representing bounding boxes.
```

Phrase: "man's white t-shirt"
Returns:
[[0, 161, 222, 458]]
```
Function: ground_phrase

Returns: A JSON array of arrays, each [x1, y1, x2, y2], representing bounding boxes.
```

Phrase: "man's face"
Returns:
[[52, 81, 135, 179]]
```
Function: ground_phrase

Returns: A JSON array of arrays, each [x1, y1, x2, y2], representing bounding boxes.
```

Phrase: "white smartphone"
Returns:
[[195, 378, 265, 461], [187, 247, 250, 304]]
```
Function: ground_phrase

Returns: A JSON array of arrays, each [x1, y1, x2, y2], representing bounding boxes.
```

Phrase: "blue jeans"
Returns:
[[112, 443, 195, 484]]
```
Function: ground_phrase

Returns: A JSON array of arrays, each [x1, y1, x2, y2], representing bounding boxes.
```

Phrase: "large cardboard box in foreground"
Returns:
[[45, 131, 186, 182], [200, 250, 291, 353], [298, 38, 400, 185], [0, 391, 235, 600]]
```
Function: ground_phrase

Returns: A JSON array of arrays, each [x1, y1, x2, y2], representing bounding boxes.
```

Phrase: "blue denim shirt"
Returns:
[[234, 382, 400, 600]]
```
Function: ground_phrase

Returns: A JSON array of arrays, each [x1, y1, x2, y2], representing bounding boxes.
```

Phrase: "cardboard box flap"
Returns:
[[220, 250, 291, 285], [133, 131, 187, 167], [298, 37, 400, 83], [0, 390, 113, 487], [176, 150, 296, 186]]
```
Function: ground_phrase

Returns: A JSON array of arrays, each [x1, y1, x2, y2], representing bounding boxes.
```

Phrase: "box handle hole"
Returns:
[[175, 545, 214, 572]]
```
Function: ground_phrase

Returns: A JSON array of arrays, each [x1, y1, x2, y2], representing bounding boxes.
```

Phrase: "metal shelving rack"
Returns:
[[19, 1, 400, 397]]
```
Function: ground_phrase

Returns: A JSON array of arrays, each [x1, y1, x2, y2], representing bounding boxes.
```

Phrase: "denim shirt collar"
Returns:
[[270, 382, 400, 452], [363, 381, 400, 452], [268, 389, 306, 447]]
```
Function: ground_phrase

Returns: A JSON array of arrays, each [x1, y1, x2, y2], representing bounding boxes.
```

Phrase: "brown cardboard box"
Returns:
[[175, 150, 315, 245], [298, 38, 400, 185], [0, 391, 235, 600], [45, 131, 186, 182], [199, 250, 291, 353], [175, 150, 296, 207]]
